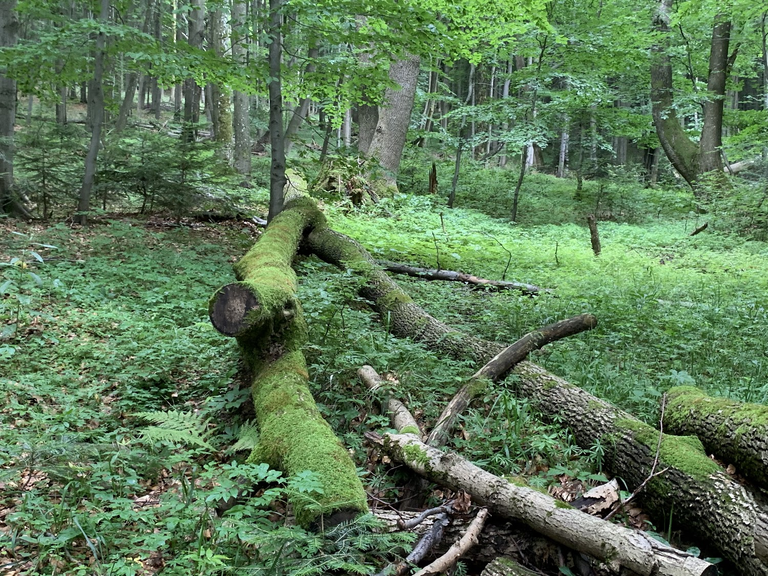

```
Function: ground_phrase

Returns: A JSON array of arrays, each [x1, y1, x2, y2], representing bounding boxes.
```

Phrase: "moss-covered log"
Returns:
[[209, 195, 367, 527], [664, 385, 768, 487], [303, 224, 768, 574]]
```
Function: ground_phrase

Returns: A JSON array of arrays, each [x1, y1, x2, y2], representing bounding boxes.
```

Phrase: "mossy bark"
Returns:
[[209, 195, 367, 527], [305, 226, 768, 574], [664, 386, 768, 488]]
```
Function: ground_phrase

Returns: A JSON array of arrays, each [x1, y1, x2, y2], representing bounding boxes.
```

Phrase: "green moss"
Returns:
[[248, 349, 368, 526], [380, 288, 414, 309], [667, 386, 768, 428], [554, 499, 573, 509], [402, 443, 430, 468], [616, 418, 720, 480], [399, 425, 421, 435], [467, 377, 490, 398]]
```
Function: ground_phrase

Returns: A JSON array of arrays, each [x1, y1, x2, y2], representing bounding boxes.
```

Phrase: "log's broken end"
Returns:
[[209, 283, 261, 336]]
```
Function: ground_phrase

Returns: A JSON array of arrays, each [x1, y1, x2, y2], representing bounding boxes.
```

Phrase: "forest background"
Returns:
[[1, 0, 768, 574]]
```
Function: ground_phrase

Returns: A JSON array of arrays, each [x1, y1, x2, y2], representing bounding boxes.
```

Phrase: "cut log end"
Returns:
[[210, 283, 260, 336]]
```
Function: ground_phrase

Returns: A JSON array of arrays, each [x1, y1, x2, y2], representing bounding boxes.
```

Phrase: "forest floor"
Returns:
[[2, 177, 767, 574]]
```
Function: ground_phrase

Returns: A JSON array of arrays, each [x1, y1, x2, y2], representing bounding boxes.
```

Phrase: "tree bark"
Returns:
[[231, 0, 251, 175], [664, 386, 768, 488], [378, 432, 715, 576], [304, 221, 768, 575], [208, 186, 366, 527], [481, 557, 541, 576], [651, 0, 732, 189], [0, 0, 19, 216], [182, 0, 205, 141], [587, 214, 601, 256], [284, 46, 319, 155], [75, 0, 109, 225], [267, 0, 286, 221], [379, 261, 544, 295], [366, 55, 421, 194]]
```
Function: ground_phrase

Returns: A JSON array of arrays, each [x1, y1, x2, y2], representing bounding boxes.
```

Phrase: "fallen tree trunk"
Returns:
[[376, 431, 716, 576], [379, 261, 545, 295], [208, 190, 367, 526], [304, 220, 768, 574], [664, 385, 768, 487]]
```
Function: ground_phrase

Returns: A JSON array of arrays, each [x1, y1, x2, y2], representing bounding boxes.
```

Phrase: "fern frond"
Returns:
[[228, 420, 260, 453], [135, 410, 216, 451]]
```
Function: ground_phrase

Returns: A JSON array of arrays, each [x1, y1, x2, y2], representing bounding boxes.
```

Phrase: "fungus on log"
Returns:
[[304, 226, 768, 574], [664, 385, 768, 487], [209, 188, 367, 526]]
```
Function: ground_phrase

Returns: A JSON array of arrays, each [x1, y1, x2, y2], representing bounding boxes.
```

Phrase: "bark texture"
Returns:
[[380, 432, 716, 576], [267, 0, 286, 221], [481, 557, 547, 576], [231, 0, 251, 175], [366, 55, 421, 193], [664, 386, 768, 488]]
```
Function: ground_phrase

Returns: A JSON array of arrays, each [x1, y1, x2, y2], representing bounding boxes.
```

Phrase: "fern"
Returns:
[[135, 410, 216, 451], [227, 420, 260, 453]]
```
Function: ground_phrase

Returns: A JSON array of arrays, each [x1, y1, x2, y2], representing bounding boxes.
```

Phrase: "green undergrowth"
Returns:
[[2, 169, 767, 573]]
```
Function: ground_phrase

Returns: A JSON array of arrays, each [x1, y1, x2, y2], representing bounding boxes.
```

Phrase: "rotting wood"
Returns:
[[412, 508, 489, 576], [379, 261, 545, 295], [305, 221, 768, 574], [428, 314, 597, 447], [690, 222, 708, 236], [664, 385, 768, 488], [587, 214, 601, 256], [375, 432, 716, 576], [481, 557, 542, 576]]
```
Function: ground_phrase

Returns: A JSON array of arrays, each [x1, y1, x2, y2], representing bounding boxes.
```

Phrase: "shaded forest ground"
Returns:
[[2, 172, 768, 573]]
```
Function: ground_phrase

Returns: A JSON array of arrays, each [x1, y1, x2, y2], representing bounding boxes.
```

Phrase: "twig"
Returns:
[[376, 512, 451, 576], [431, 232, 441, 271], [412, 508, 489, 576], [400, 505, 453, 530], [605, 394, 670, 520], [482, 232, 512, 281]]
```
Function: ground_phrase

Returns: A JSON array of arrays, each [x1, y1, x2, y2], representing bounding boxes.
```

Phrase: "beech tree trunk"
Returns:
[[208, 179, 366, 527], [365, 54, 421, 194], [664, 386, 768, 488], [267, 0, 286, 221], [182, 0, 205, 140], [284, 46, 319, 155], [231, 0, 251, 175]]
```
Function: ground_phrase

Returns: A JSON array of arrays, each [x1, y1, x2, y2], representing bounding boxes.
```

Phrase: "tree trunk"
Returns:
[[511, 146, 526, 222], [304, 221, 768, 575], [75, 0, 109, 225], [0, 0, 18, 215], [183, 0, 205, 140], [267, 0, 286, 221], [664, 386, 768, 488], [208, 184, 366, 527], [651, 0, 731, 189], [366, 55, 421, 194], [378, 432, 715, 576], [557, 117, 569, 178], [284, 46, 319, 155], [231, 0, 251, 175]]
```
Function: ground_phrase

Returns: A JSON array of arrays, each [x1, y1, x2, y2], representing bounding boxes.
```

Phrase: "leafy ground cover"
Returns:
[[2, 174, 766, 573]]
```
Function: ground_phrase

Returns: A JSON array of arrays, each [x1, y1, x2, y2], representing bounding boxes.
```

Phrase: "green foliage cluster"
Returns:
[[14, 121, 254, 220]]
